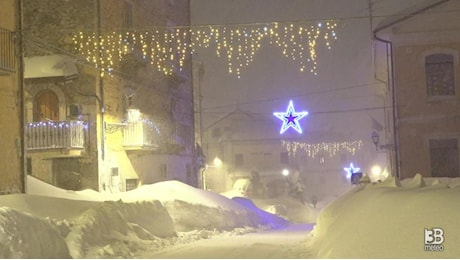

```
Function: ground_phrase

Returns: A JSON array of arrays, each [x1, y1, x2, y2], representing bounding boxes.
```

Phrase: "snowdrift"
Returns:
[[308, 174, 460, 258], [0, 207, 71, 258], [0, 177, 288, 258]]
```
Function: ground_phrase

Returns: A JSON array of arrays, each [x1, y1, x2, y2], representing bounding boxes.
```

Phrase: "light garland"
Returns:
[[72, 20, 338, 78], [27, 120, 88, 129], [140, 118, 161, 135], [282, 139, 363, 158]]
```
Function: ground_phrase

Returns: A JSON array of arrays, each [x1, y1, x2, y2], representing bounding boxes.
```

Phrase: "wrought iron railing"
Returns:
[[26, 121, 87, 150], [0, 27, 15, 73]]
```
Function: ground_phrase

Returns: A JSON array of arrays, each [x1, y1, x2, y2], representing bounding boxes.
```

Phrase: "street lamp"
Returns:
[[282, 169, 289, 177], [371, 131, 393, 150], [202, 156, 223, 190]]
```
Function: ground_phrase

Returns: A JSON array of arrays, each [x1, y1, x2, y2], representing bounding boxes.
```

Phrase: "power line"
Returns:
[[200, 105, 392, 119], [201, 81, 385, 111], [20, 7, 460, 32]]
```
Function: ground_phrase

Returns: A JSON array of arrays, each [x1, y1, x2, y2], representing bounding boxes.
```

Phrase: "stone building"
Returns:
[[374, 0, 460, 179], [22, 0, 196, 192], [0, 0, 25, 194]]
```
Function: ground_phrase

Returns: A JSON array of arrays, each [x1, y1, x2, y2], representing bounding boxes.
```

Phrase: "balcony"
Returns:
[[123, 120, 160, 151], [0, 27, 15, 74], [26, 120, 87, 157]]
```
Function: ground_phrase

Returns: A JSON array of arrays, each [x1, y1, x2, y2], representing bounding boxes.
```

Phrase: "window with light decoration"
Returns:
[[425, 54, 455, 97]]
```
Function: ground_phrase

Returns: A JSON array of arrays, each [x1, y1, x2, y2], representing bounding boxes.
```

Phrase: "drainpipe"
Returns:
[[17, 0, 26, 193], [96, 0, 105, 161], [372, 33, 400, 180], [372, 0, 451, 180]]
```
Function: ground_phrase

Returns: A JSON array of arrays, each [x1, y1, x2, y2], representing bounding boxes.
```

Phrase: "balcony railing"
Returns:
[[0, 27, 15, 74], [26, 120, 87, 150], [123, 120, 160, 150]]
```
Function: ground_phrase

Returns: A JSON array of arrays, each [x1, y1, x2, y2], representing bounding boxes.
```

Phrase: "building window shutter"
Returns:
[[425, 54, 455, 97]]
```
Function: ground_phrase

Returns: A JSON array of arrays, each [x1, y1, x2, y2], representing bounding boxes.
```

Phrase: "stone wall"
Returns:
[[0, 0, 24, 194]]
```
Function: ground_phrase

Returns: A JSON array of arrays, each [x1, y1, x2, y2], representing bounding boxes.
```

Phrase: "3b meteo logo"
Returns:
[[424, 228, 444, 252]]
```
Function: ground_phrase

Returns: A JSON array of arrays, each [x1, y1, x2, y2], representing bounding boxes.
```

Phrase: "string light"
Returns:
[[27, 120, 88, 129], [72, 20, 338, 78], [26, 121, 88, 149], [282, 139, 362, 158]]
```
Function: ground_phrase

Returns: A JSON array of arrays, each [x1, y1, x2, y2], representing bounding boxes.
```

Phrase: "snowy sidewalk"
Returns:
[[140, 223, 315, 259]]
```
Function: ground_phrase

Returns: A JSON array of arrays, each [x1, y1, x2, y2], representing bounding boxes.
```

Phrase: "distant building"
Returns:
[[22, 0, 196, 192], [0, 0, 25, 194], [374, 0, 460, 179], [202, 108, 369, 199]]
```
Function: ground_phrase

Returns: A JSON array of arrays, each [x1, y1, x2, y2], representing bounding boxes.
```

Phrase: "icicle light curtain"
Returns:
[[282, 140, 363, 158], [72, 20, 338, 78]]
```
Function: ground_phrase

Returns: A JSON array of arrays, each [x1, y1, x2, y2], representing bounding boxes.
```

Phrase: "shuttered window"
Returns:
[[425, 54, 455, 97]]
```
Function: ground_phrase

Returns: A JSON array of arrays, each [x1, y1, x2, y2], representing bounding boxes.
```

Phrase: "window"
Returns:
[[125, 179, 138, 191], [429, 139, 459, 177], [425, 54, 455, 97]]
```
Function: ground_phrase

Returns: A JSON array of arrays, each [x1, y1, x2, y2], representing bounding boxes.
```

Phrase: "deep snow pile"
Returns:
[[307, 174, 460, 258], [0, 176, 288, 258]]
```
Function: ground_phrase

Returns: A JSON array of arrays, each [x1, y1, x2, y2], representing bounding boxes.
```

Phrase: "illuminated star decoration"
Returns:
[[344, 163, 360, 179], [273, 100, 309, 134]]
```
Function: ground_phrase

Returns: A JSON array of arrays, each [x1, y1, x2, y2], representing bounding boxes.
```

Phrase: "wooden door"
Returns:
[[34, 90, 59, 121]]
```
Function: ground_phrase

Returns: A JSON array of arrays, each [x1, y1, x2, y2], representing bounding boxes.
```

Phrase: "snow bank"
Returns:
[[308, 174, 460, 258], [65, 200, 176, 258], [0, 176, 291, 258], [0, 207, 71, 258], [0, 195, 176, 258]]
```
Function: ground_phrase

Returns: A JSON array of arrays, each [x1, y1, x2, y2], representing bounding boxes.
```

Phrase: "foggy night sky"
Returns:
[[190, 0, 427, 138]]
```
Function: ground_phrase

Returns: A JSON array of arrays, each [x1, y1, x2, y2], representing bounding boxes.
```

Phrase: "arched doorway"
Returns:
[[34, 90, 59, 121]]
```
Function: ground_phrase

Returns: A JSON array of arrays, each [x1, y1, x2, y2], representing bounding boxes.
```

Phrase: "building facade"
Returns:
[[375, 0, 460, 179], [22, 0, 196, 192], [202, 108, 373, 200], [0, 0, 25, 194]]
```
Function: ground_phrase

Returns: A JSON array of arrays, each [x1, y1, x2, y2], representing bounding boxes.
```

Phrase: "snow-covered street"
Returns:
[[2, 174, 460, 258], [141, 223, 315, 259]]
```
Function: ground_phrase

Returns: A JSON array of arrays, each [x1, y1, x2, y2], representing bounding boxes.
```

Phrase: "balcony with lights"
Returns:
[[25, 120, 88, 158], [122, 120, 160, 151], [122, 109, 160, 151]]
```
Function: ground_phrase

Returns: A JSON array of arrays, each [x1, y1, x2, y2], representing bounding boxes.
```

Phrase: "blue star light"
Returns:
[[344, 163, 361, 179], [273, 100, 309, 134]]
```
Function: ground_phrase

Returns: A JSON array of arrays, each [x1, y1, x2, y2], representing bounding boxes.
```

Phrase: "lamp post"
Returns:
[[202, 157, 223, 190], [371, 131, 393, 150]]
